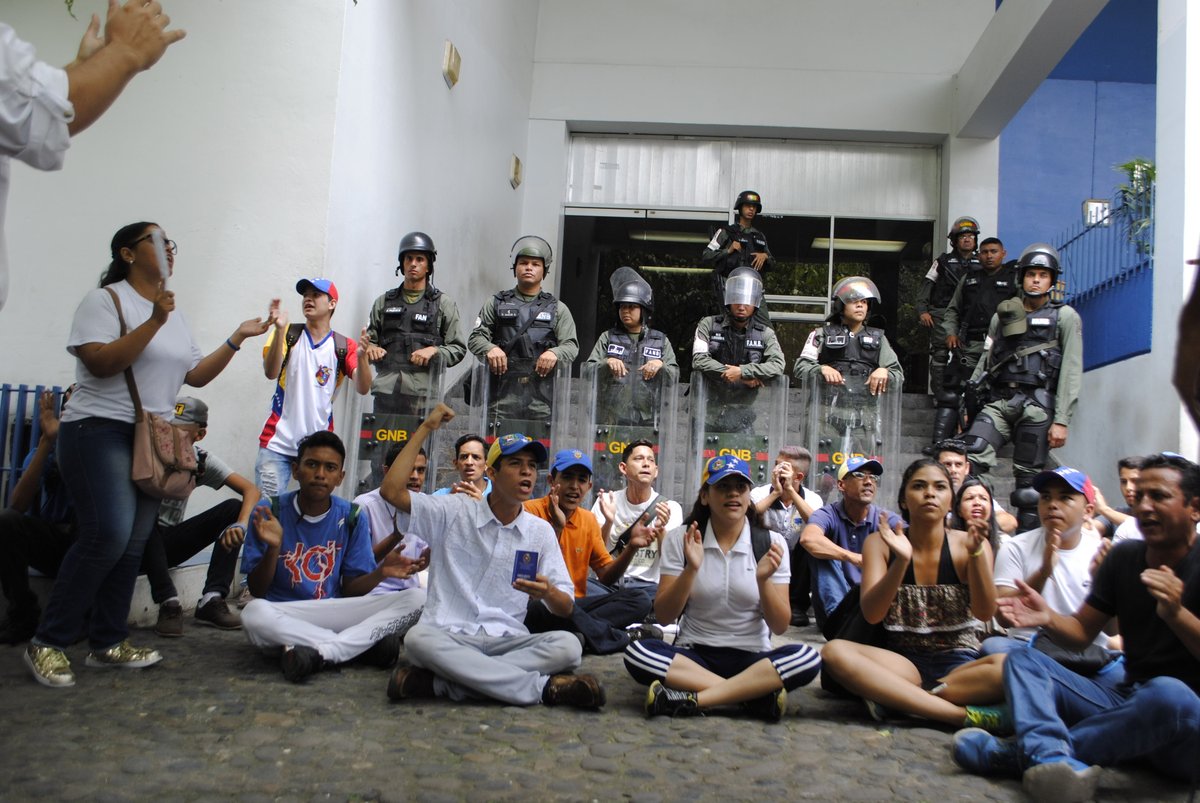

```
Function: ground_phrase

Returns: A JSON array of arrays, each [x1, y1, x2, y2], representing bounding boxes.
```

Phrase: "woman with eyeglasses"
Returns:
[[623, 455, 821, 721], [24, 222, 270, 688], [820, 458, 1008, 731]]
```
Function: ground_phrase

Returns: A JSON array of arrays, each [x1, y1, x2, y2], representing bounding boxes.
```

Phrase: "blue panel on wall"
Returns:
[[1049, 0, 1156, 85], [1070, 261, 1153, 371]]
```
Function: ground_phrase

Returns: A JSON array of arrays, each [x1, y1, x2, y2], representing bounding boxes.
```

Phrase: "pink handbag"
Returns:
[[105, 287, 198, 500]]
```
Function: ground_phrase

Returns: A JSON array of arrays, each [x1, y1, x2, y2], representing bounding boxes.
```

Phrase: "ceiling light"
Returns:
[[638, 265, 710, 274], [812, 237, 906, 253], [630, 231, 712, 244]]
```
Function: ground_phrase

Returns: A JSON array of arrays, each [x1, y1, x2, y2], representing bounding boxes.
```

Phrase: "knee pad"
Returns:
[[934, 389, 960, 410], [963, 412, 1003, 455], [1012, 417, 1052, 470], [1010, 486, 1040, 511]]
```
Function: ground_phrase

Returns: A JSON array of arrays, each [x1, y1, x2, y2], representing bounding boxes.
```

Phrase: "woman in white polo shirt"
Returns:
[[623, 455, 821, 721]]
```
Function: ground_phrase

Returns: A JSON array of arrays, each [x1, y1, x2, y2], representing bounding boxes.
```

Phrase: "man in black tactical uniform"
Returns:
[[926, 236, 1020, 450], [364, 231, 466, 416], [468, 235, 578, 427], [917, 216, 981, 397], [702, 190, 773, 325]]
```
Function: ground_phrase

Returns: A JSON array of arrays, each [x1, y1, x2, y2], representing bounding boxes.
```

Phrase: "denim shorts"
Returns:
[[896, 647, 980, 689]]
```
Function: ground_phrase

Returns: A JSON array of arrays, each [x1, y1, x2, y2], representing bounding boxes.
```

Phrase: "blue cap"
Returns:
[[1032, 466, 1095, 504], [551, 449, 592, 475], [295, 278, 339, 301], [838, 456, 883, 481], [486, 433, 548, 467], [702, 455, 752, 485]]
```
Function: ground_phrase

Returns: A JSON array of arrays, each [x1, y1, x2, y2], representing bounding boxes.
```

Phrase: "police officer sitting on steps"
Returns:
[[363, 231, 466, 415], [468, 236, 578, 425], [961, 243, 1082, 533]]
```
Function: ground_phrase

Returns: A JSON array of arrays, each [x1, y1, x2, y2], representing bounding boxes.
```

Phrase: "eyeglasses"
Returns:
[[129, 233, 178, 255], [847, 471, 878, 482]]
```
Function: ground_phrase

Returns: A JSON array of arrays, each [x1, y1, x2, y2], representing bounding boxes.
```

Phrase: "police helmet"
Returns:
[[610, 266, 653, 313], [509, 235, 554, 274], [734, 190, 763, 216], [947, 216, 981, 241], [397, 231, 436, 276], [1015, 242, 1061, 296], [830, 276, 881, 318], [724, 267, 764, 309]]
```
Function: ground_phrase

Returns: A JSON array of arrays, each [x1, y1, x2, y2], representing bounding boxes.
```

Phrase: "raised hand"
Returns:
[[421, 402, 455, 431], [996, 579, 1052, 628], [682, 522, 704, 569], [250, 505, 282, 550], [756, 540, 785, 581], [1142, 565, 1185, 621], [38, 391, 61, 442], [877, 512, 911, 562]]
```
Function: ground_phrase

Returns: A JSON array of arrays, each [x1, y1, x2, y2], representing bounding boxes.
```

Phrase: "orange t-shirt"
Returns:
[[524, 496, 613, 598]]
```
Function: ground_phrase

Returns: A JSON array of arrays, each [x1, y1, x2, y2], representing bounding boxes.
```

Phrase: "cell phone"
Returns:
[[512, 550, 538, 583]]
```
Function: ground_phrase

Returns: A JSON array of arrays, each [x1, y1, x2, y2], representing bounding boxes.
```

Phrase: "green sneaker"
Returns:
[[85, 640, 163, 669], [24, 644, 75, 688], [964, 703, 1014, 735]]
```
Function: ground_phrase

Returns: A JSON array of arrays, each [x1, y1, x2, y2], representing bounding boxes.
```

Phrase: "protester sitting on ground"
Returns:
[[591, 439, 682, 607], [936, 440, 1017, 535], [144, 396, 259, 637], [524, 450, 659, 654], [953, 453, 1200, 803], [1106, 456, 1145, 543], [381, 407, 606, 710], [751, 446, 823, 627], [431, 434, 492, 498], [240, 431, 426, 683], [799, 457, 903, 640], [25, 221, 271, 689], [820, 459, 1006, 730], [949, 477, 1002, 555], [623, 455, 821, 721], [352, 444, 431, 607]]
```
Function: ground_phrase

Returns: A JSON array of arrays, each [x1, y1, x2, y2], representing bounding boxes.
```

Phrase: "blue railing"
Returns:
[[1056, 189, 1154, 371], [0, 384, 67, 508]]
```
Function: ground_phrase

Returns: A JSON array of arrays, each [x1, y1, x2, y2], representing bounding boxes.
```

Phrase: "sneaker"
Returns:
[[386, 665, 437, 701], [542, 673, 607, 709], [625, 623, 664, 644], [85, 640, 163, 669], [359, 632, 402, 668], [0, 608, 40, 645], [789, 610, 811, 628], [235, 587, 254, 609], [644, 679, 700, 718], [154, 601, 184, 638], [1022, 760, 1101, 803], [194, 597, 242, 630], [964, 703, 1014, 735], [24, 644, 75, 688], [951, 728, 1021, 778], [742, 687, 788, 723], [280, 645, 324, 683]]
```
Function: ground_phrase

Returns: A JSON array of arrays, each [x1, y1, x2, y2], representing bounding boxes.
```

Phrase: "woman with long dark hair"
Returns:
[[951, 476, 1002, 554], [25, 222, 269, 687], [820, 458, 1007, 729], [623, 455, 821, 721]]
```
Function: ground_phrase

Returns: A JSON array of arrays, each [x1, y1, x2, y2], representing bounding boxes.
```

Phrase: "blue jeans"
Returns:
[[1004, 645, 1200, 780], [255, 448, 294, 497], [34, 418, 161, 649]]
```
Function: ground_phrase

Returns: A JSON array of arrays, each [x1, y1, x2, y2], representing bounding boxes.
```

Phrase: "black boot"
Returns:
[[0, 603, 40, 645]]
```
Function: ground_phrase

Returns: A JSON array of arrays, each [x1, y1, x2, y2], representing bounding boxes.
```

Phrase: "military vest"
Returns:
[[707, 315, 767, 365], [378, 286, 443, 368], [959, 262, 1020, 338], [717, 225, 770, 276], [605, 327, 667, 374], [817, 323, 884, 376], [992, 304, 1062, 389], [493, 289, 558, 359], [931, 252, 981, 309]]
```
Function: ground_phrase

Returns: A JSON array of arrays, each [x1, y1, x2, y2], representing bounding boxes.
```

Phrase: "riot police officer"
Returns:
[[701, 190, 773, 325], [918, 216, 981, 396], [926, 236, 1020, 449], [691, 267, 784, 433], [364, 231, 466, 415], [468, 235, 578, 423], [962, 243, 1083, 532], [585, 267, 679, 428]]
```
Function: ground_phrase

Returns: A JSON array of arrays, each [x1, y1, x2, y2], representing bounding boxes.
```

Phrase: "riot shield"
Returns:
[[468, 357, 570, 493], [799, 372, 903, 508], [580, 361, 680, 500], [685, 373, 787, 498], [354, 361, 444, 495]]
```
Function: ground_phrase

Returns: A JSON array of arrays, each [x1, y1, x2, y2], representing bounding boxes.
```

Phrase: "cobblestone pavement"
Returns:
[[0, 622, 1192, 802]]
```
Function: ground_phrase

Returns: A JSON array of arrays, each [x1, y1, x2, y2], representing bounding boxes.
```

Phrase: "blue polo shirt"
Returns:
[[807, 500, 904, 628]]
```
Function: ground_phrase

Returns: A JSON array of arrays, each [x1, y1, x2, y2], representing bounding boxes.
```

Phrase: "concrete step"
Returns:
[[30, 560, 220, 629]]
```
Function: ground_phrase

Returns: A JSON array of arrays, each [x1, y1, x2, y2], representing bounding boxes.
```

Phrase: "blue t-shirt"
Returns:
[[431, 477, 493, 496], [807, 500, 904, 626], [242, 492, 375, 602], [21, 446, 72, 525]]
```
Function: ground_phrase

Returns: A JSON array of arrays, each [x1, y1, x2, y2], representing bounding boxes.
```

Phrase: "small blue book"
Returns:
[[512, 550, 538, 583]]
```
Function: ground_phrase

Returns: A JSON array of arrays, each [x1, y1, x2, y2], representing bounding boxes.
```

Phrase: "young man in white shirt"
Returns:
[[750, 446, 823, 626], [353, 444, 431, 602], [380, 408, 606, 709]]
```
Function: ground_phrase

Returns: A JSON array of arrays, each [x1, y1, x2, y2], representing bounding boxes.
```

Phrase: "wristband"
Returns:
[[225, 338, 241, 352], [969, 545, 985, 558]]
